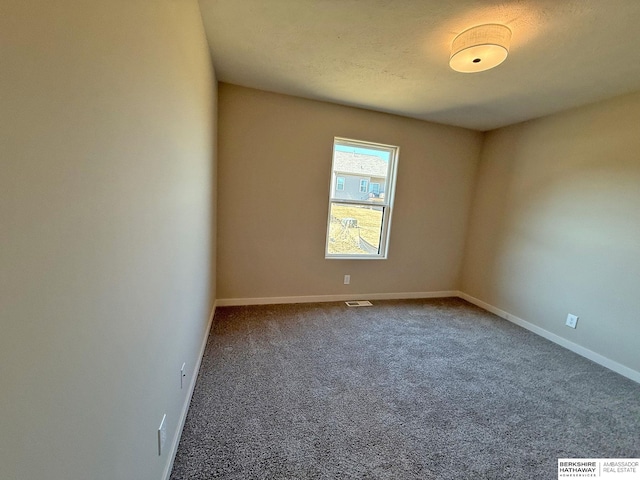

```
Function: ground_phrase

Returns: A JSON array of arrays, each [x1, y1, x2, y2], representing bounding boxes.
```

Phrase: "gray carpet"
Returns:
[[170, 298, 640, 479]]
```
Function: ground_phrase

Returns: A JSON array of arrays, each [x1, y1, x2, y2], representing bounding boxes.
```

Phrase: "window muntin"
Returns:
[[326, 138, 399, 259], [336, 176, 345, 191]]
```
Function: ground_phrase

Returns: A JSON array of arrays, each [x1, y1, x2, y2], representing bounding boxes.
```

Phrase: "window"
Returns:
[[326, 137, 399, 259]]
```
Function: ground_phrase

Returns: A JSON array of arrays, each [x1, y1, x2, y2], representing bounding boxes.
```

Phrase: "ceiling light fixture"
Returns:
[[449, 24, 512, 73]]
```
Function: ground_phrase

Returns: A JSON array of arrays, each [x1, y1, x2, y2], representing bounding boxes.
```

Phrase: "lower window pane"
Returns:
[[327, 203, 383, 255]]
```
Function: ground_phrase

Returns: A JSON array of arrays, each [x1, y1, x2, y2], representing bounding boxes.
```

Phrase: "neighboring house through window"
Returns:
[[325, 137, 399, 259]]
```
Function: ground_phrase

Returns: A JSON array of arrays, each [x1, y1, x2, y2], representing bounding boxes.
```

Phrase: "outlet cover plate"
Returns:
[[158, 414, 167, 456], [566, 314, 579, 329]]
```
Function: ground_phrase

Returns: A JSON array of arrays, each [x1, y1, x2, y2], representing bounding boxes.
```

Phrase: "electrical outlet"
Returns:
[[344, 274, 350, 285], [180, 362, 186, 389], [158, 414, 167, 456], [566, 314, 579, 329]]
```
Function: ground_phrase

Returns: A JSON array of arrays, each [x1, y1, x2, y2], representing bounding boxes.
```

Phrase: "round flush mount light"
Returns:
[[449, 24, 512, 73]]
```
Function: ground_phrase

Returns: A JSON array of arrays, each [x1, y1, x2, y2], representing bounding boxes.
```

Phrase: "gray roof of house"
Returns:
[[333, 151, 388, 177]]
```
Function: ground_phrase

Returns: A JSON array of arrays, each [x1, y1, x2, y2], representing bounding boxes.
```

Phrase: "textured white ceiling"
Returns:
[[199, 0, 640, 131]]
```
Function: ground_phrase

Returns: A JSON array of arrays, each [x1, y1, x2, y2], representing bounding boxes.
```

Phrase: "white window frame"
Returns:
[[359, 179, 368, 193], [336, 176, 345, 191], [325, 137, 399, 260]]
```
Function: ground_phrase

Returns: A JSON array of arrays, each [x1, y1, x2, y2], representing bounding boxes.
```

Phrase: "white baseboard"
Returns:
[[457, 291, 640, 384], [162, 302, 217, 480], [215, 290, 458, 307]]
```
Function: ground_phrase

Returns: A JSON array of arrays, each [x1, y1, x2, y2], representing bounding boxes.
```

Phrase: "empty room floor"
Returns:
[[170, 298, 640, 479]]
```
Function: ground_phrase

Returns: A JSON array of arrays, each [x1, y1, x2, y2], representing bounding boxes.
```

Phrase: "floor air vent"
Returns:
[[345, 301, 373, 307]]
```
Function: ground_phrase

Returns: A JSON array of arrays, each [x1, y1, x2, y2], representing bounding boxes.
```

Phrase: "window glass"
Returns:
[[326, 138, 398, 259]]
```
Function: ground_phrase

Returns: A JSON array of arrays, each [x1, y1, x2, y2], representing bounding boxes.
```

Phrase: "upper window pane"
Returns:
[[330, 143, 392, 202]]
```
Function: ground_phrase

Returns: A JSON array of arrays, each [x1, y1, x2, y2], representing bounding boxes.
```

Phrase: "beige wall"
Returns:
[[217, 84, 482, 300], [462, 90, 640, 374], [0, 1, 216, 479]]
